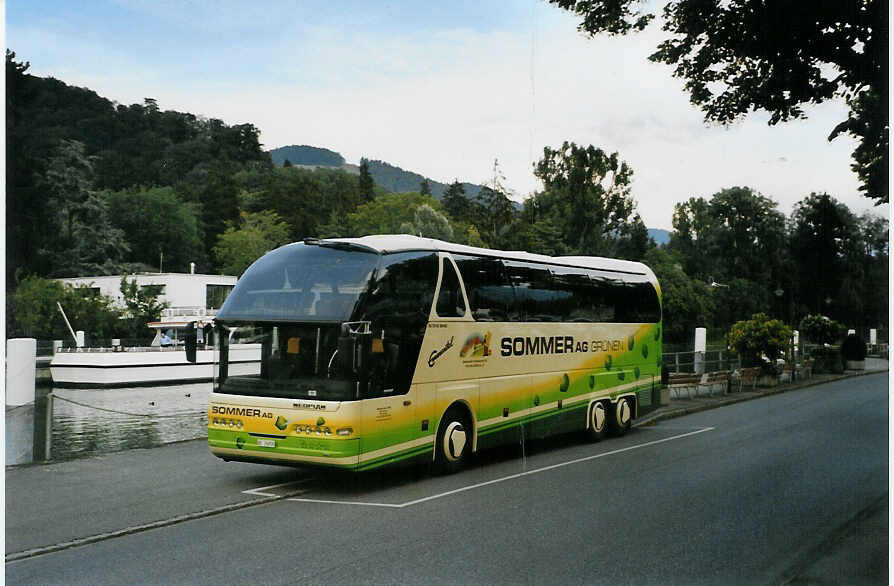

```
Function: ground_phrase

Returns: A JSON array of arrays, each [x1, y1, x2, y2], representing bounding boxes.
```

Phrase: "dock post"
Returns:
[[6, 338, 37, 406]]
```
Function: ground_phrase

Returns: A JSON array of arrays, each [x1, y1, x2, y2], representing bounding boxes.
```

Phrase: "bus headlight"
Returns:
[[336, 427, 353, 436]]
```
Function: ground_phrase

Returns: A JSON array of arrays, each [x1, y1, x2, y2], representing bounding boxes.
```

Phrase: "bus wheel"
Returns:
[[587, 401, 608, 441], [435, 408, 471, 473], [609, 397, 633, 436]]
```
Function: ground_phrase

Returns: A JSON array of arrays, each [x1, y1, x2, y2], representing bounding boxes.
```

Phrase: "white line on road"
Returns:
[[288, 426, 715, 509], [243, 478, 311, 497]]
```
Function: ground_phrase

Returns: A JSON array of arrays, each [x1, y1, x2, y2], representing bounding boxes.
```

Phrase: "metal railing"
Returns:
[[161, 307, 219, 318], [664, 349, 740, 374]]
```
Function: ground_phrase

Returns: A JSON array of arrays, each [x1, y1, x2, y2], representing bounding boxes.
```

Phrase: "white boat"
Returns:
[[49, 308, 261, 388]]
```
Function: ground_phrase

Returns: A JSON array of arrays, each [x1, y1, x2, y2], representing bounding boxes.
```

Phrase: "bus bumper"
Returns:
[[208, 428, 361, 469]]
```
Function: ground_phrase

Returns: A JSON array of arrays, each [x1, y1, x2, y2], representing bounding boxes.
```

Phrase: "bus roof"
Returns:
[[317, 234, 656, 278]]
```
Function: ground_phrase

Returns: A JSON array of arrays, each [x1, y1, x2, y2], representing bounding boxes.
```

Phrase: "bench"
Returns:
[[731, 367, 760, 392], [699, 370, 729, 396], [668, 373, 701, 399]]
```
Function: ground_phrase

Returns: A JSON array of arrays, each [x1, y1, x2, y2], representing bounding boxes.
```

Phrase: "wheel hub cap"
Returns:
[[444, 422, 466, 462]]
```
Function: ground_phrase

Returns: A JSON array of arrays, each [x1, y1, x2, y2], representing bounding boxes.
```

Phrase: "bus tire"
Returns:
[[434, 406, 472, 474], [609, 397, 633, 436], [587, 401, 608, 441]]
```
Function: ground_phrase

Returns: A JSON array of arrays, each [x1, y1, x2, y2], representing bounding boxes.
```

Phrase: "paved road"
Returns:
[[6, 373, 888, 585]]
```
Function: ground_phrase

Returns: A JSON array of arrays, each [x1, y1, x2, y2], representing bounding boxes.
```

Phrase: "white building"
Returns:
[[57, 272, 237, 317]]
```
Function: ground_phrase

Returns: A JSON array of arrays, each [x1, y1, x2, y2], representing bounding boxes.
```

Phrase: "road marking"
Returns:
[[242, 478, 311, 497], [288, 426, 715, 509]]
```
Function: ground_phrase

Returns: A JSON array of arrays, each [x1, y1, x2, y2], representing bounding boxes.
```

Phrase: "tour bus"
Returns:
[[203, 235, 662, 472]]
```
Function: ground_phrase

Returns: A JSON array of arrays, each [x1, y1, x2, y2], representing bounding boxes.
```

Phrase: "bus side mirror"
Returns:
[[184, 322, 197, 364]]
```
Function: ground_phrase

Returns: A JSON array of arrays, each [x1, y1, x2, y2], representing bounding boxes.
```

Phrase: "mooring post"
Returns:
[[6, 338, 37, 406]]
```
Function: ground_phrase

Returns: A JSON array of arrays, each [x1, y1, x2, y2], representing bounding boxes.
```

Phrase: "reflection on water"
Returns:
[[6, 383, 210, 465]]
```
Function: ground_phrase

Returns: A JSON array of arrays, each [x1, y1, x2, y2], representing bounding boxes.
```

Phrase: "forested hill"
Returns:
[[6, 51, 270, 282], [269, 145, 344, 167], [268, 145, 483, 200]]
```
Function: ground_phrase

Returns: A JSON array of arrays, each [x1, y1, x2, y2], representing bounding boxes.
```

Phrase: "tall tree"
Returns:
[[789, 193, 863, 323], [550, 0, 889, 203], [399, 204, 455, 241], [104, 186, 205, 272], [358, 158, 375, 201], [442, 180, 469, 222], [419, 178, 432, 196], [37, 139, 130, 276], [533, 141, 639, 256]]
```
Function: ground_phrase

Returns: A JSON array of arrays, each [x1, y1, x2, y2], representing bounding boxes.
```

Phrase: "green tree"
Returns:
[[118, 276, 170, 342], [668, 187, 787, 325], [442, 180, 469, 222], [668, 197, 713, 278], [399, 204, 454, 240], [643, 248, 714, 345], [38, 139, 130, 276], [550, 0, 888, 203], [175, 160, 241, 261], [358, 158, 375, 202], [474, 186, 516, 248], [419, 178, 432, 196], [532, 141, 639, 256], [789, 193, 861, 321], [105, 186, 204, 272], [7, 276, 121, 341], [213, 210, 291, 275], [706, 187, 787, 289], [242, 166, 362, 241], [319, 192, 448, 238]]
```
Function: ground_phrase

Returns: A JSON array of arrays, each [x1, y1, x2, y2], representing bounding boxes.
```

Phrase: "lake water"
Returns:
[[6, 383, 211, 466]]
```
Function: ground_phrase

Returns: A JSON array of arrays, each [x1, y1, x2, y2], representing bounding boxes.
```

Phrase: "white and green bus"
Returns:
[[205, 235, 662, 472]]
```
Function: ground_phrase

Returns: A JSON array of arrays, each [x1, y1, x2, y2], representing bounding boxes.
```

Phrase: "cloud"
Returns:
[[9, 1, 886, 229]]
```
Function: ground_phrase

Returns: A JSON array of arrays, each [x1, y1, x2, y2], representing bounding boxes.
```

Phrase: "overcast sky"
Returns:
[[7, 0, 888, 228]]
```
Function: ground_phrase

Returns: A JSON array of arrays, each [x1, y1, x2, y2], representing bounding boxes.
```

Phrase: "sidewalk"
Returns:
[[636, 359, 889, 428]]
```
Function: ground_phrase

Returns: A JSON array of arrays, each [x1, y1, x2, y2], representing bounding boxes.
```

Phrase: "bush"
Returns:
[[8, 276, 121, 341], [841, 334, 867, 362], [799, 314, 843, 345], [728, 313, 793, 370]]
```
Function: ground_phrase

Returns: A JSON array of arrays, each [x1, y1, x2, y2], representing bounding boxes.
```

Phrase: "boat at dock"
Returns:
[[50, 308, 261, 388]]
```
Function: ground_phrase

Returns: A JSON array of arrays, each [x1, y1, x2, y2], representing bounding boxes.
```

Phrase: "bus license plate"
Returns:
[[257, 439, 276, 448]]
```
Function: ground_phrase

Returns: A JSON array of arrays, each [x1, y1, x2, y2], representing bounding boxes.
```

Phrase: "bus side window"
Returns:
[[435, 257, 466, 318], [503, 260, 565, 322], [453, 255, 514, 322]]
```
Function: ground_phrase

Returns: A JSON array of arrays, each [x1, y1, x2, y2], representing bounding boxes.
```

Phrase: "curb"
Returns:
[[633, 369, 888, 428]]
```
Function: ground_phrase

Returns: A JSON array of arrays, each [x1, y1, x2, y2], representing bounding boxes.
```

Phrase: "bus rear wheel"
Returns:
[[609, 397, 633, 436], [434, 407, 472, 474], [587, 401, 608, 441]]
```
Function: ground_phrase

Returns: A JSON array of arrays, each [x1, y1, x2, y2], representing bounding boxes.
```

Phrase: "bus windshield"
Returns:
[[213, 245, 440, 401], [216, 243, 379, 322]]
